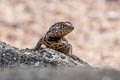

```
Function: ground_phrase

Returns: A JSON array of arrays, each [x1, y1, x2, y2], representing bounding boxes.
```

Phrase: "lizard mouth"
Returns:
[[70, 26, 74, 31]]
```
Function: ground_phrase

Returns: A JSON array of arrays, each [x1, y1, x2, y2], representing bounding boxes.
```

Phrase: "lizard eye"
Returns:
[[61, 24, 65, 28]]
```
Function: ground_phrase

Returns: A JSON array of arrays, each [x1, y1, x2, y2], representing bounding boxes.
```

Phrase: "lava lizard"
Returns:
[[34, 22, 83, 62]]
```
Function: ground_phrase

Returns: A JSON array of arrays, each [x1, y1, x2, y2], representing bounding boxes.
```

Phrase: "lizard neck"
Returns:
[[45, 34, 61, 42]]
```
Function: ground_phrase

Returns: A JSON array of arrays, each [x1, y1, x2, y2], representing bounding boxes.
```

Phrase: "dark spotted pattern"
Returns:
[[34, 22, 74, 56]]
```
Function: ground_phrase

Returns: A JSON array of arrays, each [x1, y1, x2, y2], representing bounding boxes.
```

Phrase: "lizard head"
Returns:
[[46, 22, 74, 39]]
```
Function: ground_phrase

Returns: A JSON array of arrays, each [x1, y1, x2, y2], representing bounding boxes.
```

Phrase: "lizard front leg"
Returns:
[[61, 38, 72, 56], [67, 44, 72, 56], [34, 37, 44, 50], [67, 44, 82, 62]]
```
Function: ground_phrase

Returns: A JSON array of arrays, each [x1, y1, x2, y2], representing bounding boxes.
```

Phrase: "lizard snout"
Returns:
[[64, 22, 74, 30]]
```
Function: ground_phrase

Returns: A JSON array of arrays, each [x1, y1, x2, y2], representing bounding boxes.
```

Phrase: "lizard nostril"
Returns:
[[72, 26, 74, 30]]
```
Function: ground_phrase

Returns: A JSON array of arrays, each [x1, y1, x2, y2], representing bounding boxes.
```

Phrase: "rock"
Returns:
[[0, 41, 91, 68]]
